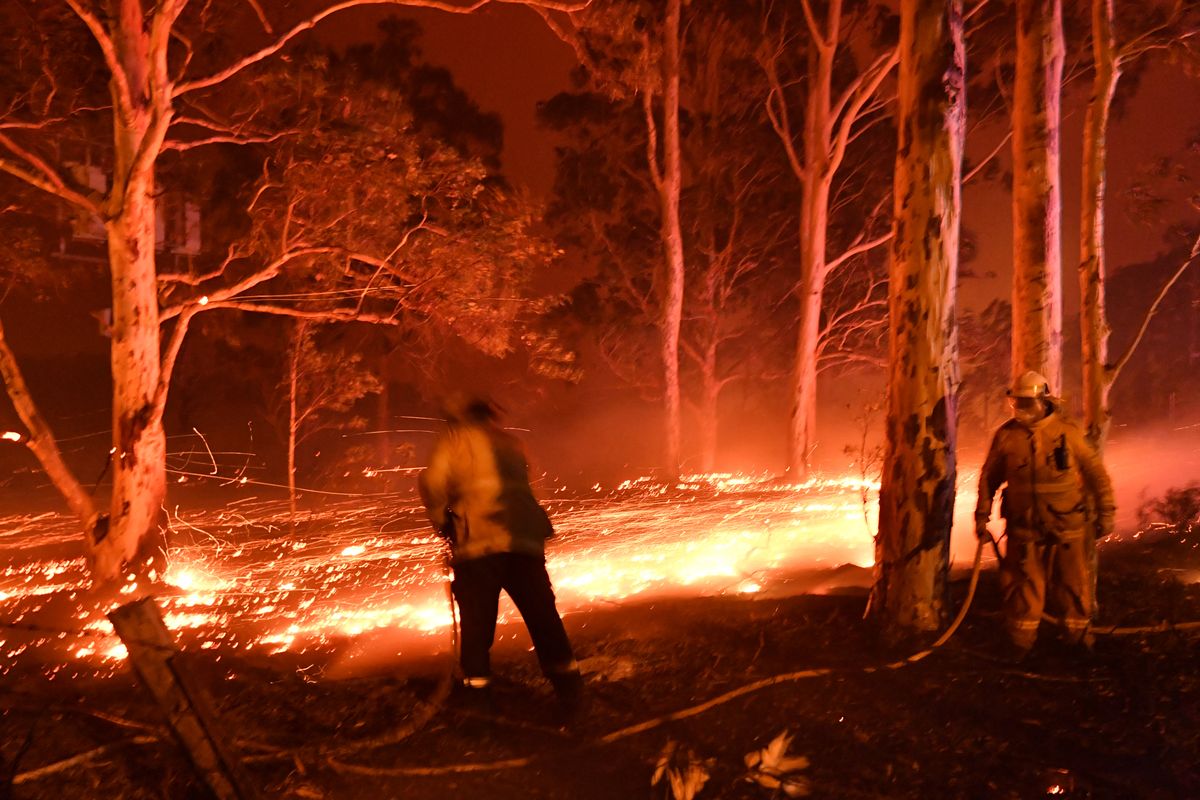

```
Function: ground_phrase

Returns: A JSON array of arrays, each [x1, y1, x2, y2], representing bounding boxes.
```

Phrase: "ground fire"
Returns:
[[2, 472, 898, 678]]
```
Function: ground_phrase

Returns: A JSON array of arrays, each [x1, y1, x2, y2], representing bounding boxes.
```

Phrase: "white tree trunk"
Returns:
[[872, 0, 964, 637], [98, 156, 169, 582], [1079, 0, 1119, 449], [91, 3, 174, 582], [788, 31, 836, 476], [1012, 0, 1065, 390], [288, 329, 301, 519], [791, 178, 831, 476], [656, 0, 686, 479]]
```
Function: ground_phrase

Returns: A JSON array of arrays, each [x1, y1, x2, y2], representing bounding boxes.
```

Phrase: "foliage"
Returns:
[[743, 729, 811, 797], [539, 2, 793, 401], [1138, 482, 1200, 536], [276, 322, 381, 446], [651, 739, 713, 800], [958, 299, 1013, 440], [1105, 238, 1200, 421]]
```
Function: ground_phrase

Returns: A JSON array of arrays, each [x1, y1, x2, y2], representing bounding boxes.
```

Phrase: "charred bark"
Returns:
[[872, 0, 964, 637]]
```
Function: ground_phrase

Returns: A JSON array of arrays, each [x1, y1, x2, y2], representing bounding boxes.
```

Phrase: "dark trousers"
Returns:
[[451, 552, 576, 681]]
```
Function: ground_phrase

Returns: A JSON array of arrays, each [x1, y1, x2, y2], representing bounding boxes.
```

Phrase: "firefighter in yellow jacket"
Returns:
[[975, 371, 1116, 657], [419, 394, 583, 718]]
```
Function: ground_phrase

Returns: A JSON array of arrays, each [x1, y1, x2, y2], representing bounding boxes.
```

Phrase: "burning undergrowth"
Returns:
[[1, 473, 881, 680]]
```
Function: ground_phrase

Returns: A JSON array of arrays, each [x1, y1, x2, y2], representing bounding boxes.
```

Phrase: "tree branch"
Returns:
[[155, 308, 195, 414], [0, 134, 104, 215], [63, 0, 135, 122], [202, 301, 403, 325], [758, 44, 806, 180], [162, 130, 296, 152], [799, 0, 830, 50], [829, 48, 898, 173], [826, 230, 893, 275], [1110, 237, 1200, 382], [963, 130, 1011, 184], [0, 316, 99, 528], [173, 0, 593, 98], [641, 84, 664, 193]]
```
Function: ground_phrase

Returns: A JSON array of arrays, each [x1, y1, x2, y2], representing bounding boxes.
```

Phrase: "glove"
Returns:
[[974, 519, 991, 541]]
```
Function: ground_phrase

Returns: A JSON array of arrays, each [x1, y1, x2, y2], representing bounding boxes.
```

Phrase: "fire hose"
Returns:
[[328, 540, 991, 777], [13, 535, 1200, 784], [331, 534, 1200, 778]]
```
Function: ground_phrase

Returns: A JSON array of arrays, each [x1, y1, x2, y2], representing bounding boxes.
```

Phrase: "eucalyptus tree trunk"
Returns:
[[655, 0, 686, 479], [287, 329, 302, 519], [697, 336, 721, 473], [767, 0, 897, 476], [872, 0, 964, 638], [1079, 0, 1119, 449], [1011, 0, 1065, 391], [789, 27, 837, 477], [92, 1, 174, 583]]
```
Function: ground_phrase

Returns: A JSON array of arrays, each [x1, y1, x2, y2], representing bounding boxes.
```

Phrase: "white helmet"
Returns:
[[1008, 370, 1050, 399]]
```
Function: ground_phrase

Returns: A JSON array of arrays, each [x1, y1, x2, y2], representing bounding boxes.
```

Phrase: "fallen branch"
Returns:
[[11, 736, 159, 785]]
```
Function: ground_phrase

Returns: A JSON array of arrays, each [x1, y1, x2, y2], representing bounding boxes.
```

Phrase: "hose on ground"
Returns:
[[329, 540, 992, 776]]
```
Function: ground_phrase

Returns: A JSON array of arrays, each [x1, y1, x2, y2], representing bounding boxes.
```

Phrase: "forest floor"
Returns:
[[4, 523, 1200, 800]]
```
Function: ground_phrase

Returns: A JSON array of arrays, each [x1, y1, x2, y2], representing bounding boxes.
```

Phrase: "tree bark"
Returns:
[[656, 0, 686, 479], [788, 13, 837, 477], [1012, 0, 1065, 390], [1079, 0, 1119, 449], [872, 0, 964, 637], [287, 327, 301, 519], [791, 178, 831, 476], [92, 4, 173, 583]]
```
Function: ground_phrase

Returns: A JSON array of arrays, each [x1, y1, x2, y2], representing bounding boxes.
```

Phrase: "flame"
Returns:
[[0, 471, 988, 677]]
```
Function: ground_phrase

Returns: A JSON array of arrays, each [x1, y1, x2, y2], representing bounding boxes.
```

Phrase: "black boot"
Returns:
[[548, 671, 586, 726], [452, 680, 497, 716]]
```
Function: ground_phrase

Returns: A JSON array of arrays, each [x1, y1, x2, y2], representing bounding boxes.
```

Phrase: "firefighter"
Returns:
[[975, 371, 1116, 658], [418, 393, 584, 721]]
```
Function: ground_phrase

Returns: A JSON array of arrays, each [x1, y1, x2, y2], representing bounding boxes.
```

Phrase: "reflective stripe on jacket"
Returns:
[[975, 410, 1115, 540], [418, 422, 554, 562]]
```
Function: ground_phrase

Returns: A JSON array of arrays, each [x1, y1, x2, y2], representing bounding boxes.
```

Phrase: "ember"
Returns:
[[0, 472, 989, 679]]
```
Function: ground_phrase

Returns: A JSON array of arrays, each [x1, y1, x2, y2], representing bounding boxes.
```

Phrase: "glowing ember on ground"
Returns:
[[0, 472, 986, 677]]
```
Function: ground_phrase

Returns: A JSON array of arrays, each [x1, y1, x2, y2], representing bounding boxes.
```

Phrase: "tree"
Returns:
[[677, 7, 792, 472], [758, 0, 899, 475], [538, 0, 688, 477], [958, 299, 1011, 440], [1078, 0, 1200, 448], [0, 0, 580, 585], [1011, 0, 1065, 389], [276, 321, 381, 516], [872, 0, 964, 637]]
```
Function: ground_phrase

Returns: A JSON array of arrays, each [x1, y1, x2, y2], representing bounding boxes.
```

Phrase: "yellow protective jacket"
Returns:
[[975, 409, 1116, 541], [418, 421, 554, 562]]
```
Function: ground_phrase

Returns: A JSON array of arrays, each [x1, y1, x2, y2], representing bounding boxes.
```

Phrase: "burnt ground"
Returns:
[[3, 529, 1200, 800]]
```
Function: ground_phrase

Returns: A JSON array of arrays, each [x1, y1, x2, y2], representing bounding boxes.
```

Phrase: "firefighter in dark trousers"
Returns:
[[975, 371, 1116, 658], [418, 395, 584, 719]]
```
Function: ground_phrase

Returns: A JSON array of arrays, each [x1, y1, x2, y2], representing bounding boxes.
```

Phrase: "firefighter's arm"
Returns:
[[1069, 427, 1116, 537], [975, 430, 1006, 534], [418, 437, 455, 531]]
